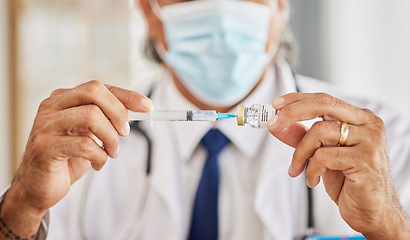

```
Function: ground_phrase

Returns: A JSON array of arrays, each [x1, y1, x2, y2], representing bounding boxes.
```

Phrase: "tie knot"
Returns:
[[201, 128, 230, 156]]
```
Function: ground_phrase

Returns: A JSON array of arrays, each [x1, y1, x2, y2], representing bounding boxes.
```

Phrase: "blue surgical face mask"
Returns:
[[151, 0, 275, 107]]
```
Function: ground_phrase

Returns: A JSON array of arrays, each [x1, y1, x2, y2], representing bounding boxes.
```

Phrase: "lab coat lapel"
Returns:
[[142, 70, 217, 239], [148, 122, 187, 239], [253, 58, 303, 239], [254, 136, 296, 239]]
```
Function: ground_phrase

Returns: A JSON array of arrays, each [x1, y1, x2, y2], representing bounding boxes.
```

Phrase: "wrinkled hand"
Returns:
[[267, 93, 410, 239], [12, 80, 152, 213]]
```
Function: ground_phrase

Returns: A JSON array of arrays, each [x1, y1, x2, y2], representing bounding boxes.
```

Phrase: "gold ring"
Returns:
[[338, 122, 349, 146]]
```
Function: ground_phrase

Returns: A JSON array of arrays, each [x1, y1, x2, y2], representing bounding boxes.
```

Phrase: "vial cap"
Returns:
[[237, 105, 245, 126]]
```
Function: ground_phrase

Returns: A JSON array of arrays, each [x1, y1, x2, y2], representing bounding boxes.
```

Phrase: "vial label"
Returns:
[[257, 104, 278, 128]]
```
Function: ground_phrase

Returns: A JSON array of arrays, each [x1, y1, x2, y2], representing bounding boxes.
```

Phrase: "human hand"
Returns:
[[2, 81, 152, 224], [267, 92, 410, 239]]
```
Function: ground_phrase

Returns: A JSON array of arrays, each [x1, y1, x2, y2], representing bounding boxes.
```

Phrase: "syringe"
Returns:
[[129, 110, 236, 122]]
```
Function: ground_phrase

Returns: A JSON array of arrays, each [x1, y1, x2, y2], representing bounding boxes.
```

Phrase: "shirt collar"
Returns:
[[153, 59, 297, 162], [154, 71, 213, 162]]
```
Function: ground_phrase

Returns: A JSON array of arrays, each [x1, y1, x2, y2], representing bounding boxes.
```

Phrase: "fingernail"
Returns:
[[272, 96, 285, 108], [267, 114, 278, 129], [306, 178, 313, 188], [140, 98, 153, 111], [114, 145, 119, 158], [124, 121, 130, 135], [288, 164, 293, 176]]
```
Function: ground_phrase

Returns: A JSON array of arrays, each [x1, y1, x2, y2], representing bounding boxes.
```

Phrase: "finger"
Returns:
[[270, 93, 370, 132], [82, 132, 103, 148], [38, 135, 109, 171], [322, 170, 345, 203], [105, 84, 152, 113], [290, 121, 362, 177], [50, 88, 69, 97], [272, 92, 341, 109], [67, 157, 92, 183], [268, 121, 308, 148], [47, 105, 120, 158], [272, 92, 311, 109], [305, 147, 355, 188], [46, 81, 132, 136]]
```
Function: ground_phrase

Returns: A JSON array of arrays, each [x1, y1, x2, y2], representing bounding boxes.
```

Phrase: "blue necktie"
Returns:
[[188, 128, 230, 240]]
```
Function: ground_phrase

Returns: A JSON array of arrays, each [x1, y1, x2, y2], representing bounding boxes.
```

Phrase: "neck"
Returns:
[[169, 64, 271, 113]]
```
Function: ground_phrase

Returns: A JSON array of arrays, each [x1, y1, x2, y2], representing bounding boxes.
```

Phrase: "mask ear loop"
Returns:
[[149, 0, 168, 21], [266, 39, 279, 63], [153, 40, 167, 60], [265, 0, 280, 63], [148, 0, 168, 61]]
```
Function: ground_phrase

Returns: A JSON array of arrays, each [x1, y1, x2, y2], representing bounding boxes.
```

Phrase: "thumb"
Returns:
[[268, 121, 308, 148]]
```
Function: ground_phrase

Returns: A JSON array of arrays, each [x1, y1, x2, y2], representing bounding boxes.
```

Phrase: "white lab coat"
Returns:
[[2, 60, 410, 240]]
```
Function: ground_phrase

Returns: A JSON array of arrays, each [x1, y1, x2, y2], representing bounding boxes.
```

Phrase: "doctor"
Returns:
[[1, 0, 410, 239]]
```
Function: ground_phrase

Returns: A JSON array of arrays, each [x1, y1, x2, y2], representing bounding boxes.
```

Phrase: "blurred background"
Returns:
[[1, 0, 410, 190]]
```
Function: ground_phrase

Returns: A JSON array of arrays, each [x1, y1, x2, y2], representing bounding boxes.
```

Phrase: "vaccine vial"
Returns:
[[236, 104, 278, 128]]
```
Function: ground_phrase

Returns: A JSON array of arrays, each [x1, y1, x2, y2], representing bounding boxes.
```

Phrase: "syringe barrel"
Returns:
[[189, 110, 218, 121], [129, 110, 187, 121], [151, 110, 187, 121], [151, 110, 217, 121], [129, 110, 218, 121]]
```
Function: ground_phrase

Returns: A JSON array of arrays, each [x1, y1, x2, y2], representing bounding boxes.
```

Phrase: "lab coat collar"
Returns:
[[254, 59, 302, 238]]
